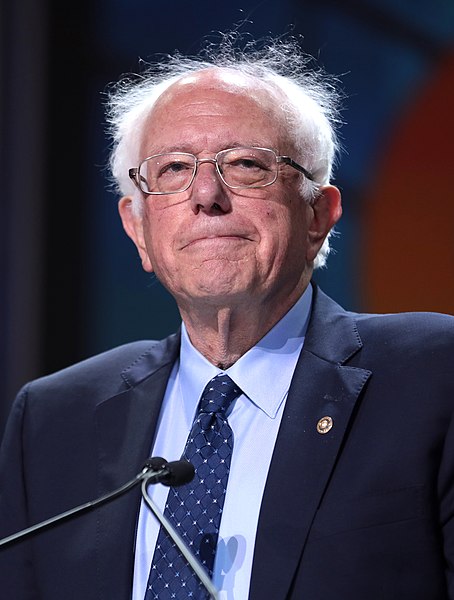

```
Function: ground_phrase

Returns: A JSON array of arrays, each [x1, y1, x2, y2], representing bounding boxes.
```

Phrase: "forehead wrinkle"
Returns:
[[144, 140, 280, 156]]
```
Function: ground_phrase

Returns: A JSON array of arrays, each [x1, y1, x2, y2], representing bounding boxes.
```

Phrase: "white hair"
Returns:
[[106, 35, 343, 268]]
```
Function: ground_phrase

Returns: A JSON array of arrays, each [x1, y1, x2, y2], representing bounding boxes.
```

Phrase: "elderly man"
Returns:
[[1, 40, 454, 600]]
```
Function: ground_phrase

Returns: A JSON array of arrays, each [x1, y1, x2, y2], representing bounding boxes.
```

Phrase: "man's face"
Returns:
[[120, 71, 340, 315]]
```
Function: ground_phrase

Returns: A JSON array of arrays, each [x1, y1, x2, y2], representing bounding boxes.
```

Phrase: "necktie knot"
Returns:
[[199, 374, 241, 415]]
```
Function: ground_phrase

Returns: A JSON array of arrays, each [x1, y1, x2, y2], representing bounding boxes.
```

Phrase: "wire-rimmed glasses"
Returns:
[[128, 147, 314, 196]]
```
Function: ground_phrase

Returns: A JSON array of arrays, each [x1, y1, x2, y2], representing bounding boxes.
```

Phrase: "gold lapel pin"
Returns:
[[317, 416, 333, 434]]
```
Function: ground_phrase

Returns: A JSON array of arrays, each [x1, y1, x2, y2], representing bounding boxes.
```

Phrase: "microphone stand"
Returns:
[[0, 458, 221, 600], [141, 478, 220, 600]]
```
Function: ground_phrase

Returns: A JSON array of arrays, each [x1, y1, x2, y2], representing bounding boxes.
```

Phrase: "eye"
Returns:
[[232, 158, 266, 170], [221, 148, 274, 172], [156, 159, 194, 179]]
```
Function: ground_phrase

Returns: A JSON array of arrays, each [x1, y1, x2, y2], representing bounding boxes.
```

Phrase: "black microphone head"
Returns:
[[161, 460, 195, 487], [143, 457, 168, 472]]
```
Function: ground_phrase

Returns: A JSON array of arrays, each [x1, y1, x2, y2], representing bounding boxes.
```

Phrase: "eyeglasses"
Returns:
[[128, 147, 314, 195]]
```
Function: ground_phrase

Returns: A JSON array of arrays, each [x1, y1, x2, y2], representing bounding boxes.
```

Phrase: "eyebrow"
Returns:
[[145, 141, 278, 155]]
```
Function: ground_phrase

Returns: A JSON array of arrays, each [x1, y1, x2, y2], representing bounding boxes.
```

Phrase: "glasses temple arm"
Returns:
[[278, 156, 315, 182]]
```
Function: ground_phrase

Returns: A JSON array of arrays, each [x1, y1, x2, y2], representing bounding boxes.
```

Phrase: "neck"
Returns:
[[179, 283, 310, 368]]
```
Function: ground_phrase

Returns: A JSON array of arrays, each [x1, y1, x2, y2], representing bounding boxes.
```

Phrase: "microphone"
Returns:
[[144, 457, 195, 487], [0, 457, 191, 549]]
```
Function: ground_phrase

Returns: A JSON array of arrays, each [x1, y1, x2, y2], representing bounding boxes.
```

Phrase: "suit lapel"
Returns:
[[93, 334, 180, 599], [249, 288, 371, 600]]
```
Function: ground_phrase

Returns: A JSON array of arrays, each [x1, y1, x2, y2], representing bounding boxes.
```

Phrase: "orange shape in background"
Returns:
[[363, 51, 454, 315]]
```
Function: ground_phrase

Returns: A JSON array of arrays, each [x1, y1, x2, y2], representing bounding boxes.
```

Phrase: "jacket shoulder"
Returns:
[[309, 286, 454, 365], [352, 310, 454, 348], [19, 334, 180, 407]]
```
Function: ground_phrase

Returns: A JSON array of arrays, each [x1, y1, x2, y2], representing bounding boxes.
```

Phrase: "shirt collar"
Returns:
[[179, 285, 312, 420]]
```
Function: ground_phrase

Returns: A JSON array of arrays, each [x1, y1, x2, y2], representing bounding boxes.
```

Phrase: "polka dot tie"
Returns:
[[145, 374, 241, 599]]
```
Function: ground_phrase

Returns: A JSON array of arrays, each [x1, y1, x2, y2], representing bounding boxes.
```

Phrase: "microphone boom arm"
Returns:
[[0, 463, 163, 548]]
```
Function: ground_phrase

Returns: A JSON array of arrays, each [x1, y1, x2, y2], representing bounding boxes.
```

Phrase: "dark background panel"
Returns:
[[1, 0, 453, 436]]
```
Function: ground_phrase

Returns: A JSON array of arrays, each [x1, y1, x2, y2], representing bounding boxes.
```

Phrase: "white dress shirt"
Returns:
[[132, 285, 312, 600]]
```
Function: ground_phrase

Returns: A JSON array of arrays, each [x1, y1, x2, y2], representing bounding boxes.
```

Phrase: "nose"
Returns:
[[189, 158, 231, 215]]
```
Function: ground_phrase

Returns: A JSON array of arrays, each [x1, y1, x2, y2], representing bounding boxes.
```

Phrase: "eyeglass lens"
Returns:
[[138, 148, 277, 194]]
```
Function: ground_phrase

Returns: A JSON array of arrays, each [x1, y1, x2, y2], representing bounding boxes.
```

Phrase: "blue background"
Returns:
[[1, 0, 453, 434]]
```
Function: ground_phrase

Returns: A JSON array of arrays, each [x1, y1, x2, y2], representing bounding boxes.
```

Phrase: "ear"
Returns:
[[306, 185, 342, 262], [118, 196, 154, 273]]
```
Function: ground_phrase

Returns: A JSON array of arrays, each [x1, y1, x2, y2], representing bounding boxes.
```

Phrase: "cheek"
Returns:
[[252, 208, 295, 272], [260, 200, 303, 244], [141, 212, 174, 270], [263, 203, 309, 269]]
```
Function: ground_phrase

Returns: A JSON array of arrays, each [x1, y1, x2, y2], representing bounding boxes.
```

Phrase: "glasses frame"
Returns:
[[128, 147, 315, 196]]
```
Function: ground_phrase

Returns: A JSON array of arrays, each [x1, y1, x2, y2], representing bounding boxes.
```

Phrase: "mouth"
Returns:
[[181, 234, 252, 250]]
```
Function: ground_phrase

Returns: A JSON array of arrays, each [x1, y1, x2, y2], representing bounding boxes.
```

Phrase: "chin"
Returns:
[[190, 276, 254, 305]]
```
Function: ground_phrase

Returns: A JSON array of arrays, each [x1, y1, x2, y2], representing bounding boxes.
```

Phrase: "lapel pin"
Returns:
[[317, 416, 333, 434]]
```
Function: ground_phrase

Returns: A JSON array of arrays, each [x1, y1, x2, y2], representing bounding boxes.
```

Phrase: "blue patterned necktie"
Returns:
[[145, 374, 241, 600]]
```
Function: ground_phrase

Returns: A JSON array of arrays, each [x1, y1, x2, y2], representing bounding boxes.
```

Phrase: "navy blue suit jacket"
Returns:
[[1, 286, 454, 599]]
